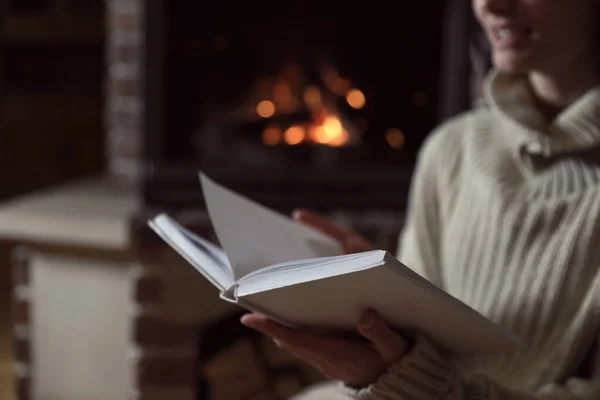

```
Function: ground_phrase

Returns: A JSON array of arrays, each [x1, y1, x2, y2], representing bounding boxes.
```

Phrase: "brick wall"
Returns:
[[130, 262, 199, 400], [11, 248, 32, 400], [105, 0, 145, 185]]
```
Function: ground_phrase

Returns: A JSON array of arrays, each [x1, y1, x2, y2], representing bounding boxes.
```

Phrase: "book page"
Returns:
[[200, 173, 344, 279], [148, 214, 234, 290]]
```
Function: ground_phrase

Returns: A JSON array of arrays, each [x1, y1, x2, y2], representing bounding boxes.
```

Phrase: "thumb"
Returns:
[[357, 310, 409, 364]]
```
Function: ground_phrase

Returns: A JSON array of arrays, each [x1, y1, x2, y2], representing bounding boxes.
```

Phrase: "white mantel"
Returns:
[[0, 177, 141, 250]]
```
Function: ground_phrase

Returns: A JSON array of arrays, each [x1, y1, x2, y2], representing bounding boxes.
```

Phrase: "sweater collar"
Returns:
[[484, 70, 600, 156]]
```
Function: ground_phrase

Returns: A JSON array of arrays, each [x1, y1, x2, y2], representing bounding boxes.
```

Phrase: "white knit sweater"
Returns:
[[339, 70, 600, 400]]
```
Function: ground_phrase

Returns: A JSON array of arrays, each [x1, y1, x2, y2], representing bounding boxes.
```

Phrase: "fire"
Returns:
[[345, 89, 366, 109], [250, 63, 359, 148], [284, 126, 306, 145], [256, 100, 276, 118], [309, 115, 349, 147]]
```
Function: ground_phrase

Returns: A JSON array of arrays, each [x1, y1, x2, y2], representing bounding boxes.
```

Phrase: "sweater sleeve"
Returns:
[[341, 336, 600, 400]]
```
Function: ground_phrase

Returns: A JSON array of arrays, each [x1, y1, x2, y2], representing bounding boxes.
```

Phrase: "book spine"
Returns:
[[219, 284, 238, 303]]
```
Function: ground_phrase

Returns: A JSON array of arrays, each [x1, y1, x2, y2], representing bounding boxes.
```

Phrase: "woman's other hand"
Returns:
[[240, 310, 410, 387], [293, 209, 375, 254]]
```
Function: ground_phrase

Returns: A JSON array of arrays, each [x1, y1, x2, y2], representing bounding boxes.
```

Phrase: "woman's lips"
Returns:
[[490, 25, 533, 49]]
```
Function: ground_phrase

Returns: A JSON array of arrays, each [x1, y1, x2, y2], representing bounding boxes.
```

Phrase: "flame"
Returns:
[[323, 116, 343, 138], [256, 100, 276, 118], [346, 89, 366, 109], [328, 129, 350, 147], [308, 115, 349, 147], [284, 126, 306, 145], [309, 126, 329, 144]]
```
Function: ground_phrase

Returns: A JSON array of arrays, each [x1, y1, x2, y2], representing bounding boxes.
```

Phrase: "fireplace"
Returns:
[[141, 0, 446, 213]]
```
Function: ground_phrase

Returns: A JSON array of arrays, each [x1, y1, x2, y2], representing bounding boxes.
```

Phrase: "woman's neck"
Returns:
[[528, 59, 599, 121]]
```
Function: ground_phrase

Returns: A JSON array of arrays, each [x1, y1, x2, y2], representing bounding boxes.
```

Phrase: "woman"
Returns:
[[242, 0, 600, 398]]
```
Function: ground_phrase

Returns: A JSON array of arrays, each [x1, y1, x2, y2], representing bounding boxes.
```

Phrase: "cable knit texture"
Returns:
[[304, 70, 600, 400]]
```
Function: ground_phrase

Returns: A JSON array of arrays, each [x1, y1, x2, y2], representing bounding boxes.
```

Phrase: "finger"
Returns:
[[292, 209, 353, 244], [240, 313, 291, 338], [240, 313, 336, 354], [345, 236, 376, 253], [273, 338, 328, 365], [357, 310, 409, 364]]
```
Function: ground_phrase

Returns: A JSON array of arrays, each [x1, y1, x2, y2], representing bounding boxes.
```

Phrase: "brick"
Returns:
[[134, 276, 163, 303], [133, 316, 197, 347], [110, 135, 141, 159], [14, 338, 30, 363], [12, 301, 29, 325], [16, 376, 30, 400], [114, 78, 140, 97], [109, 0, 143, 15], [116, 12, 140, 31], [108, 158, 142, 183], [111, 44, 141, 64], [107, 109, 141, 131], [135, 355, 196, 386]]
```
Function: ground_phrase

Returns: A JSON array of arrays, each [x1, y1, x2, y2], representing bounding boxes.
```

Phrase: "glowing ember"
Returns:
[[346, 89, 366, 109], [309, 126, 329, 144], [284, 126, 306, 145], [308, 115, 350, 147], [256, 100, 276, 118]]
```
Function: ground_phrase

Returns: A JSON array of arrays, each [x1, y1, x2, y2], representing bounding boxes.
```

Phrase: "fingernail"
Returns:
[[273, 338, 283, 348], [240, 314, 251, 325], [359, 312, 375, 330], [292, 209, 303, 220]]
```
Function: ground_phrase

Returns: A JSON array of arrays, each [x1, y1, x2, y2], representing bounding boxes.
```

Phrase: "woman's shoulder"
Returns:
[[429, 107, 496, 149], [419, 108, 495, 165], [415, 108, 499, 192]]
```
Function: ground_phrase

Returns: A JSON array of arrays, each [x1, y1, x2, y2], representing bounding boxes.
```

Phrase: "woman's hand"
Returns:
[[240, 309, 410, 387], [293, 209, 375, 254]]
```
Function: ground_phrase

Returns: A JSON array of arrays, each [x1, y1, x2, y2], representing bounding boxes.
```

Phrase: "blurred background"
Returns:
[[0, 0, 484, 399]]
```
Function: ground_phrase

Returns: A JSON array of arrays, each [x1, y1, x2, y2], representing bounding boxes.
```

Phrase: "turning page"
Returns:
[[200, 173, 344, 279], [148, 214, 234, 290]]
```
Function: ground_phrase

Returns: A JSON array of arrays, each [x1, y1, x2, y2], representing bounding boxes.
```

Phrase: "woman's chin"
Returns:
[[492, 53, 533, 75]]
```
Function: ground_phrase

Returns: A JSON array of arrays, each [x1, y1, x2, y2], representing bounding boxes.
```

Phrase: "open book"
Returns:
[[148, 173, 522, 357]]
